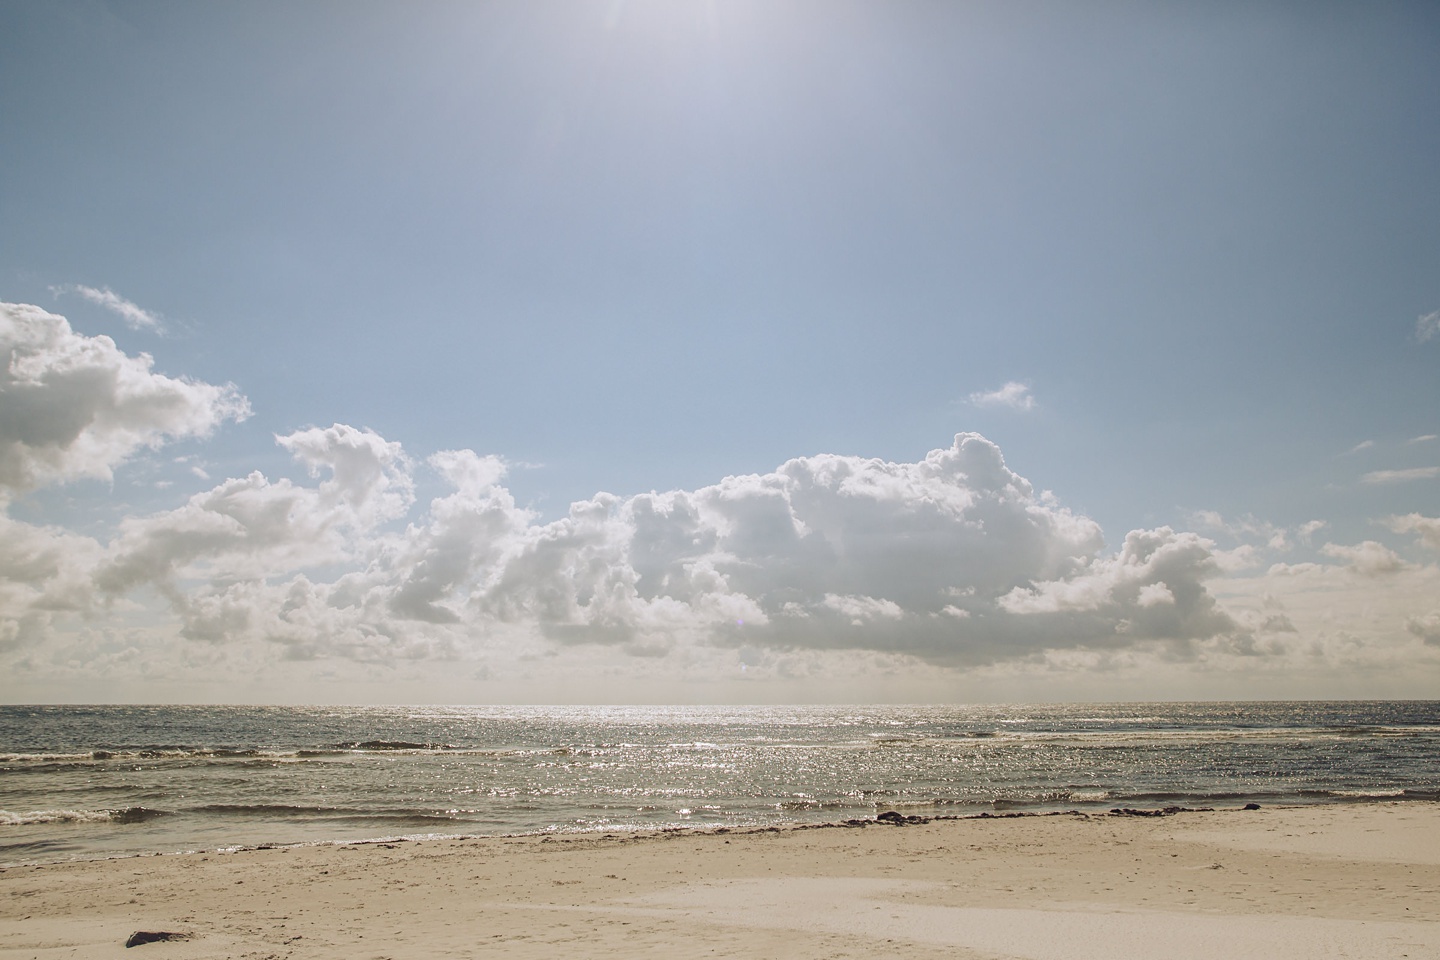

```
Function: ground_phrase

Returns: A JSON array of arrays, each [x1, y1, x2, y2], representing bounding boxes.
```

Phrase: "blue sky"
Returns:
[[2, 1, 1438, 702]]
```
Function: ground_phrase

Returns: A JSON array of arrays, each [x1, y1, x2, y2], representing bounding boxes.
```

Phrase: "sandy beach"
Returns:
[[3, 802, 1437, 959]]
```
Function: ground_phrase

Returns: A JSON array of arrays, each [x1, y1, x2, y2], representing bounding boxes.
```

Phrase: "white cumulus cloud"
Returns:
[[62, 430, 1257, 668], [997, 527, 1237, 645], [0, 515, 103, 652], [1384, 513, 1440, 551], [1319, 540, 1407, 577], [0, 302, 249, 496], [93, 425, 414, 598]]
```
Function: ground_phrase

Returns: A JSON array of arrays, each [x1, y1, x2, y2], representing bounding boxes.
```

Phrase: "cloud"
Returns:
[[4, 298, 1438, 694], [94, 424, 415, 597], [1418, 310, 1440, 343], [1384, 513, 1440, 551], [56, 285, 165, 333], [1408, 612, 1440, 646], [968, 381, 1036, 411], [1408, 435, 1438, 445], [1344, 440, 1374, 455], [1187, 510, 1303, 551], [1360, 466, 1440, 484], [0, 303, 250, 496], [51, 429, 1262, 668], [1210, 555, 1440, 678], [474, 434, 1126, 664], [821, 593, 905, 624], [383, 448, 527, 626], [996, 527, 1239, 646], [1319, 540, 1406, 576], [0, 515, 103, 652]]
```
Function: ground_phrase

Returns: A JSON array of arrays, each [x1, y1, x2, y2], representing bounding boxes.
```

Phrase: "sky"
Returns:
[[1, 0, 1438, 703]]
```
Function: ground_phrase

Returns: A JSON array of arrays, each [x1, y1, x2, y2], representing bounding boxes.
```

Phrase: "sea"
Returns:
[[2, 701, 1437, 865]]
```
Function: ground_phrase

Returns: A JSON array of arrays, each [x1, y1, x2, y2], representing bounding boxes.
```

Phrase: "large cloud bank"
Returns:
[[80, 426, 1246, 664], [4, 300, 1436, 692]]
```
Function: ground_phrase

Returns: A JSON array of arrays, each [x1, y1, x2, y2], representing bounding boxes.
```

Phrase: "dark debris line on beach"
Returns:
[[817, 804, 1243, 829]]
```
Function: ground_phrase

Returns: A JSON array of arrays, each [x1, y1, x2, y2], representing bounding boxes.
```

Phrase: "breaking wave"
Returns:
[[1, 806, 167, 826]]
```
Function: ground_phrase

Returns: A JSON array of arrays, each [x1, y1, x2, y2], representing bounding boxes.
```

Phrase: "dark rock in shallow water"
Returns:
[[1244, 802, 1262, 810], [125, 931, 191, 948]]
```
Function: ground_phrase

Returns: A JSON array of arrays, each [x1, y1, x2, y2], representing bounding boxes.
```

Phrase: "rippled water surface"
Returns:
[[2, 702, 1436, 863]]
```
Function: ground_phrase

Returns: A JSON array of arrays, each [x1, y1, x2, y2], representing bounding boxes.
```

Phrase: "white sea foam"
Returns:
[[2, 808, 126, 825]]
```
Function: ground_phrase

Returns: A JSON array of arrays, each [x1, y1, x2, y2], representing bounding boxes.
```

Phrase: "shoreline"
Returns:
[[4, 796, 1424, 869], [5, 793, 1439, 869], [3, 801, 1437, 959]]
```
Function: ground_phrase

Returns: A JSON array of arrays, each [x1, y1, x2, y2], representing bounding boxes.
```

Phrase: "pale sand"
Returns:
[[3, 803, 1438, 959]]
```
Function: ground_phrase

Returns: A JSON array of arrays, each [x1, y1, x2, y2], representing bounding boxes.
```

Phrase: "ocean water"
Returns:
[[1, 701, 1436, 865]]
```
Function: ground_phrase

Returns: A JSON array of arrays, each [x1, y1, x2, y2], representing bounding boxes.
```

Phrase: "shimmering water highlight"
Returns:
[[1, 702, 1435, 864]]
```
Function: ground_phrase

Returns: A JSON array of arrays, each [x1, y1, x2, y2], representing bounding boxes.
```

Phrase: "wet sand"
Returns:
[[3, 802, 1437, 959]]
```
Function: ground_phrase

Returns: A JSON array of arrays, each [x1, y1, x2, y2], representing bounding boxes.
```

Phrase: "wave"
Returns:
[[8, 724, 1430, 769], [334, 740, 459, 751], [185, 803, 346, 817], [775, 798, 847, 811], [1, 741, 505, 770], [182, 803, 474, 825], [0, 752, 101, 763], [1, 806, 167, 826]]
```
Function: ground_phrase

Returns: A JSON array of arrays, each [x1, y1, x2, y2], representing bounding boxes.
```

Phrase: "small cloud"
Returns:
[[1296, 520, 1327, 545], [1407, 612, 1440, 646], [968, 381, 1036, 411], [1320, 541, 1406, 576], [190, 465, 211, 481], [820, 593, 904, 625], [53, 284, 165, 333], [1360, 466, 1440, 484], [1417, 310, 1440, 343], [1343, 440, 1374, 456], [1383, 513, 1440, 551], [1211, 544, 1261, 573], [1407, 434, 1438, 445], [1186, 510, 1290, 550], [1189, 510, 1226, 531]]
